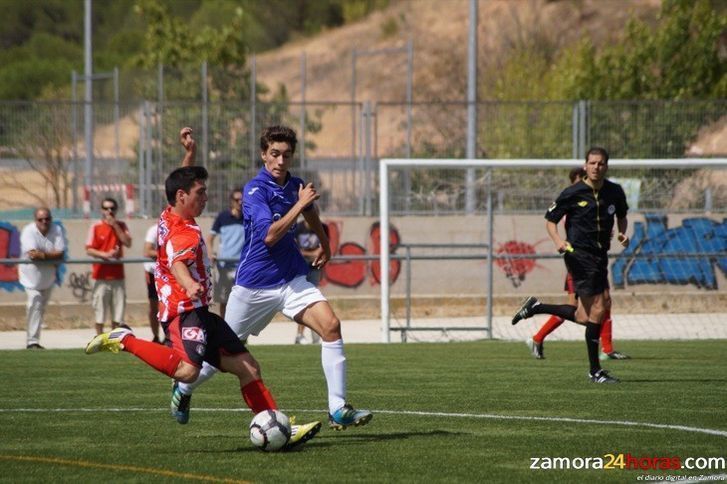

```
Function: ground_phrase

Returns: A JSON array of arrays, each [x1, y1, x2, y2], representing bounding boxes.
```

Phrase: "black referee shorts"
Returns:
[[563, 248, 609, 298]]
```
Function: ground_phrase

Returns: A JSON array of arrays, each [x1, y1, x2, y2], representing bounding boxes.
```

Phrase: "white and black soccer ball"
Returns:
[[249, 409, 291, 452]]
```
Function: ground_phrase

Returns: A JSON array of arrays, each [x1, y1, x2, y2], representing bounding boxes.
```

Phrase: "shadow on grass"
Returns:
[[198, 430, 458, 453]]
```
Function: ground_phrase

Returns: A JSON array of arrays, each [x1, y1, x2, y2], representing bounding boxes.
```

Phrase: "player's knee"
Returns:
[[318, 315, 341, 341], [175, 363, 200, 383]]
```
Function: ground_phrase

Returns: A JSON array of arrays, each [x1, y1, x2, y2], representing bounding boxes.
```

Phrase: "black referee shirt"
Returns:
[[545, 178, 629, 253]]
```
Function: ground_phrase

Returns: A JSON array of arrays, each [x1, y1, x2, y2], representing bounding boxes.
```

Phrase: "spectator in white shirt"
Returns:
[[19, 208, 66, 349]]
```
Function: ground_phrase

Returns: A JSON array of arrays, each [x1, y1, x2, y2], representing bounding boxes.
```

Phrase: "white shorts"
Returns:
[[224, 275, 327, 340]]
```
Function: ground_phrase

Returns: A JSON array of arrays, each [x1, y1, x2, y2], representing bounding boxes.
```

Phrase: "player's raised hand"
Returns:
[[298, 183, 320, 207], [180, 127, 195, 150], [179, 127, 197, 166]]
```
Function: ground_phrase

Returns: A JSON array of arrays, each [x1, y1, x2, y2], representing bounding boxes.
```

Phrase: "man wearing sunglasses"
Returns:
[[85, 198, 132, 335], [19, 208, 66, 349]]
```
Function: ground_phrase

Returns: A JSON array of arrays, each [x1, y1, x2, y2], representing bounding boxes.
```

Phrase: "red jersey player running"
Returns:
[[85, 128, 320, 450]]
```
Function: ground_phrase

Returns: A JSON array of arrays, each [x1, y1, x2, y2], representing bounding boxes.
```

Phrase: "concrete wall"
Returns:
[[1, 212, 725, 308]]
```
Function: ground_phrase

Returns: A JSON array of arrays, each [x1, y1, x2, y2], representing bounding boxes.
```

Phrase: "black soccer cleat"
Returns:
[[589, 369, 620, 384], [512, 297, 538, 325]]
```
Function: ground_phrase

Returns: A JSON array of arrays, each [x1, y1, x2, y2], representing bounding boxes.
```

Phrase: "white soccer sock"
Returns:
[[177, 362, 219, 394], [321, 339, 347, 413]]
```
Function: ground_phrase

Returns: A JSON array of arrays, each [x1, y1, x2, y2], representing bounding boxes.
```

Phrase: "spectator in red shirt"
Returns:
[[85, 197, 132, 335]]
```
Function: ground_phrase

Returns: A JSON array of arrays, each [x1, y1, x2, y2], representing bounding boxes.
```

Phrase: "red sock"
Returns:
[[600, 310, 613, 354], [533, 315, 564, 343], [122, 335, 182, 377], [242, 380, 278, 414]]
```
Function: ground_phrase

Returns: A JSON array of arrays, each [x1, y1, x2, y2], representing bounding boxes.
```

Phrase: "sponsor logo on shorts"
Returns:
[[578, 201, 588, 207], [548, 202, 557, 212], [195, 344, 205, 356], [182, 327, 206, 343], [608, 204, 616, 215]]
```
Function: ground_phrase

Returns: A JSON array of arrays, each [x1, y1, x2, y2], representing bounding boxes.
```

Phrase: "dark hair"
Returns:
[[586, 146, 609, 163], [229, 188, 242, 199], [102, 197, 118, 210], [165, 166, 208, 205], [568, 167, 586, 183], [260, 125, 297, 153]]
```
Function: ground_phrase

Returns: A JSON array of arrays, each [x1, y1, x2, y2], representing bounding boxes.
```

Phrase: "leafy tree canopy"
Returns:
[[494, 0, 726, 101]]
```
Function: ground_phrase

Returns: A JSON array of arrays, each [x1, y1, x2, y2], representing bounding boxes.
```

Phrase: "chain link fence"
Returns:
[[1, 95, 724, 218]]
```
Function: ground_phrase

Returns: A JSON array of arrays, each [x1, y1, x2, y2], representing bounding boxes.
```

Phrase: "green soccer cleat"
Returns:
[[84, 327, 133, 354], [329, 403, 373, 431], [600, 350, 631, 360], [284, 417, 322, 450], [171, 381, 192, 425]]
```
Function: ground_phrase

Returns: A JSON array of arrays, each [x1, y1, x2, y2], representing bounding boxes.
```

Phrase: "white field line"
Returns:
[[1, 407, 726, 438]]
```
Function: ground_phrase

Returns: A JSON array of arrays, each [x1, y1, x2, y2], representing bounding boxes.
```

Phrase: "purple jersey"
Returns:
[[235, 167, 311, 288]]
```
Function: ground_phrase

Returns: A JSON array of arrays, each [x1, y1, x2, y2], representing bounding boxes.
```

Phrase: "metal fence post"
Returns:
[[201, 61, 209, 169], [250, 54, 256, 165], [579, 100, 587, 158], [486, 169, 494, 339], [113, 67, 120, 167], [351, 49, 357, 176], [71, 71, 79, 215], [300, 52, 307, 171], [465, 0, 478, 214], [156, 63, 164, 188], [404, 245, 412, 343], [138, 102, 146, 217], [363, 101, 373, 216]]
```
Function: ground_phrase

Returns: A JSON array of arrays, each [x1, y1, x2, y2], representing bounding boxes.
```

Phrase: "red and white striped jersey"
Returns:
[[155, 206, 212, 322]]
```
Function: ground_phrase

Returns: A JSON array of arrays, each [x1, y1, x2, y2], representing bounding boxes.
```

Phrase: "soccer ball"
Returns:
[[249, 409, 291, 452]]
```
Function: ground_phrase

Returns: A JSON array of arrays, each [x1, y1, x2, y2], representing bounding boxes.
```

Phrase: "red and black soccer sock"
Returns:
[[533, 315, 564, 343], [242, 379, 278, 414], [122, 335, 182, 377], [600, 310, 613, 354], [532, 303, 576, 322], [585, 322, 602, 374]]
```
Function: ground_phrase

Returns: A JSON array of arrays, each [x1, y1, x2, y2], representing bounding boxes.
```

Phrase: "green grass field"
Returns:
[[1, 340, 726, 483]]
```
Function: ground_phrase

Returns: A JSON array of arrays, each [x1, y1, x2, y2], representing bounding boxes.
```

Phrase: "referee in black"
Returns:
[[511, 147, 630, 383]]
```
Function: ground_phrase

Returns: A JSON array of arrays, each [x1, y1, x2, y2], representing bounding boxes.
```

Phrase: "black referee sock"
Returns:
[[585, 322, 602, 374], [533, 303, 576, 322]]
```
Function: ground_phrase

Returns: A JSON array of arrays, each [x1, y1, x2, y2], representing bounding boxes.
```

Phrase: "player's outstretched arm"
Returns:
[[180, 127, 197, 167]]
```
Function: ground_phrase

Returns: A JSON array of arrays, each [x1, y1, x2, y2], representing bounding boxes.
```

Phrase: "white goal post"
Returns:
[[379, 158, 727, 343]]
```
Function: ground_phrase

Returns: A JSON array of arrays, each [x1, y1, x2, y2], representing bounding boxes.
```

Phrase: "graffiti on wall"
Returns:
[[68, 271, 93, 302], [322, 221, 401, 288], [612, 214, 727, 290], [0, 221, 22, 291], [495, 238, 550, 288]]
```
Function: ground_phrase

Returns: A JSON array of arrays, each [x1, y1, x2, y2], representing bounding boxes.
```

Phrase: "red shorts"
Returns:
[[163, 307, 247, 369]]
